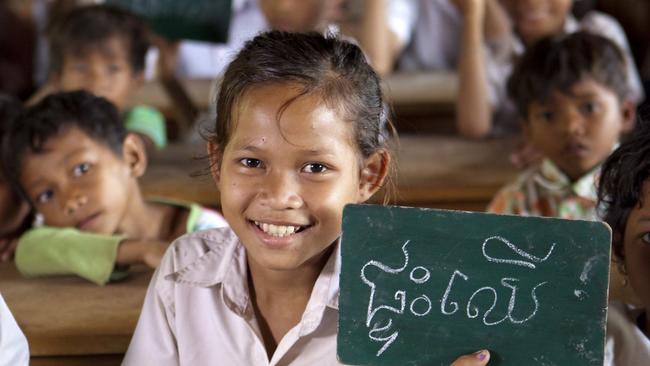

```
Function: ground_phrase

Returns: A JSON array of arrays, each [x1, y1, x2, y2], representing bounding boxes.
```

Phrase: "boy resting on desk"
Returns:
[[34, 4, 167, 150], [1, 91, 227, 285], [487, 31, 637, 304]]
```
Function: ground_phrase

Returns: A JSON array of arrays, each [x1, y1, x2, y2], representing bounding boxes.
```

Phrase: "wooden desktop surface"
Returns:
[[0, 262, 152, 358], [142, 135, 519, 211], [130, 72, 458, 112]]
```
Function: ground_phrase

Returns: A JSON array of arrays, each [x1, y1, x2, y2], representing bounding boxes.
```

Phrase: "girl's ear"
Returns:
[[620, 99, 636, 133], [207, 141, 222, 188], [122, 133, 148, 178], [357, 150, 391, 203]]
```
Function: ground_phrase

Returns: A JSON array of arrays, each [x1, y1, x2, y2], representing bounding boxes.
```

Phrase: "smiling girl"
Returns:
[[123, 31, 489, 366]]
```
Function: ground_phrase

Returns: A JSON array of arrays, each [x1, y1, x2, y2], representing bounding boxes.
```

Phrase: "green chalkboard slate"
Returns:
[[338, 204, 611, 366], [106, 0, 231, 43]]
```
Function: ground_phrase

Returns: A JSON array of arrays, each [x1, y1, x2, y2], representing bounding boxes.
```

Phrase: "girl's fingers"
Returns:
[[450, 350, 490, 366]]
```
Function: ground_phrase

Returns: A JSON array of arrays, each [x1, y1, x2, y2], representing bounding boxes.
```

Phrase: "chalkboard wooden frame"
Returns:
[[338, 204, 611, 366]]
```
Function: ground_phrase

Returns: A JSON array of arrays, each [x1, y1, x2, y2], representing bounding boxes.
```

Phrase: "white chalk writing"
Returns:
[[361, 236, 555, 357]]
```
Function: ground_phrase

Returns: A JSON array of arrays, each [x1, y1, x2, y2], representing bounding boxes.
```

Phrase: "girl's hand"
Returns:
[[450, 350, 490, 366]]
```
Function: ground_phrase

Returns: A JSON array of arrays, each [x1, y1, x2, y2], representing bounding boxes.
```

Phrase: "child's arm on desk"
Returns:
[[14, 227, 168, 285]]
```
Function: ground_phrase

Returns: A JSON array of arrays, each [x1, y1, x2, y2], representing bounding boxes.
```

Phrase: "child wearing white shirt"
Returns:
[[0, 293, 29, 366]]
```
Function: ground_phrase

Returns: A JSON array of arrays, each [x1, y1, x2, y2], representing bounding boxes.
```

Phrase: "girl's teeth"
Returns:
[[254, 221, 300, 237]]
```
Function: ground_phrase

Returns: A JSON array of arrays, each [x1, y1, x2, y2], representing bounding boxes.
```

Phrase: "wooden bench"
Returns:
[[0, 262, 151, 366], [130, 72, 459, 135]]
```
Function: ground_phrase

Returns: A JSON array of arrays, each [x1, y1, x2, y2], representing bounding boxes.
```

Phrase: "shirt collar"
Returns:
[[533, 158, 599, 201], [166, 228, 341, 320]]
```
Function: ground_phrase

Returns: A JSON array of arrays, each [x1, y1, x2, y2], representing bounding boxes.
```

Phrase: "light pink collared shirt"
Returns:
[[122, 228, 344, 366]]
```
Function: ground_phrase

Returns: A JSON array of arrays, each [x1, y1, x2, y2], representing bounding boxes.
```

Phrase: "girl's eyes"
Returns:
[[36, 190, 54, 205], [534, 110, 554, 123], [236, 158, 329, 173], [580, 101, 599, 114], [73, 64, 88, 73], [239, 158, 263, 168], [302, 163, 328, 174], [641, 232, 650, 245], [73, 163, 91, 177], [107, 64, 122, 74]]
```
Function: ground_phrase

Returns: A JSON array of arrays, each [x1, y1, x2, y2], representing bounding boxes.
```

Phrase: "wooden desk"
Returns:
[[0, 263, 152, 363], [142, 135, 519, 211], [130, 72, 458, 112]]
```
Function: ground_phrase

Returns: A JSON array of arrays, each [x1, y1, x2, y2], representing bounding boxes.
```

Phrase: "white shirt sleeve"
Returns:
[[0, 294, 29, 366]]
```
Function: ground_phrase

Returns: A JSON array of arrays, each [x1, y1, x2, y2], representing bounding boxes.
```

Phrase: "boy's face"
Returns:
[[525, 79, 634, 181], [502, 0, 572, 44], [260, 0, 328, 32], [0, 179, 29, 236], [210, 84, 383, 274], [56, 36, 142, 111], [621, 180, 650, 311], [20, 127, 144, 234]]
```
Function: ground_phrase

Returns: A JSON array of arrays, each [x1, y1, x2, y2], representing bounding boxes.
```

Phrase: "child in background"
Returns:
[[488, 32, 635, 218], [598, 121, 650, 365], [465, 0, 644, 139], [0, 293, 29, 366], [488, 31, 638, 304], [0, 95, 30, 262], [123, 31, 489, 366], [45, 5, 167, 150], [172, 0, 345, 79], [1, 91, 227, 285]]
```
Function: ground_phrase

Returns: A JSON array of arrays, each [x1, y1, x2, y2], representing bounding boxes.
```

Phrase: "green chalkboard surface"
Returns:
[[106, 0, 231, 43], [338, 204, 611, 366]]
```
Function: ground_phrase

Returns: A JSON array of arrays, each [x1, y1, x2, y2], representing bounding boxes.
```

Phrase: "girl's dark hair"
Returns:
[[0, 94, 24, 181], [2, 90, 126, 187], [508, 31, 630, 120], [597, 120, 650, 259], [47, 5, 150, 75], [209, 31, 396, 201]]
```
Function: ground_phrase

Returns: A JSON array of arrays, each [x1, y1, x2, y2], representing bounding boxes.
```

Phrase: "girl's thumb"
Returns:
[[450, 350, 490, 366]]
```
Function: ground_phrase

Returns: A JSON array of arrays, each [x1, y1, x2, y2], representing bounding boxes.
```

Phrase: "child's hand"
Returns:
[[509, 138, 542, 169], [117, 239, 170, 268], [450, 350, 490, 366], [141, 241, 169, 268], [0, 237, 18, 262]]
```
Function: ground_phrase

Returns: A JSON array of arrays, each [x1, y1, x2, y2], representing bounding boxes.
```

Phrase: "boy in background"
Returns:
[[463, 0, 643, 139], [488, 31, 637, 303], [40, 5, 167, 150], [2, 91, 226, 285], [0, 95, 30, 262]]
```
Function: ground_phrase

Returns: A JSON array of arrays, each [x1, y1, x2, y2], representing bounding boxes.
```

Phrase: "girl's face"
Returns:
[[211, 84, 385, 273], [259, 0, 328, 32], [622, 180, 650, 311], [502, 0, 572, 45]]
